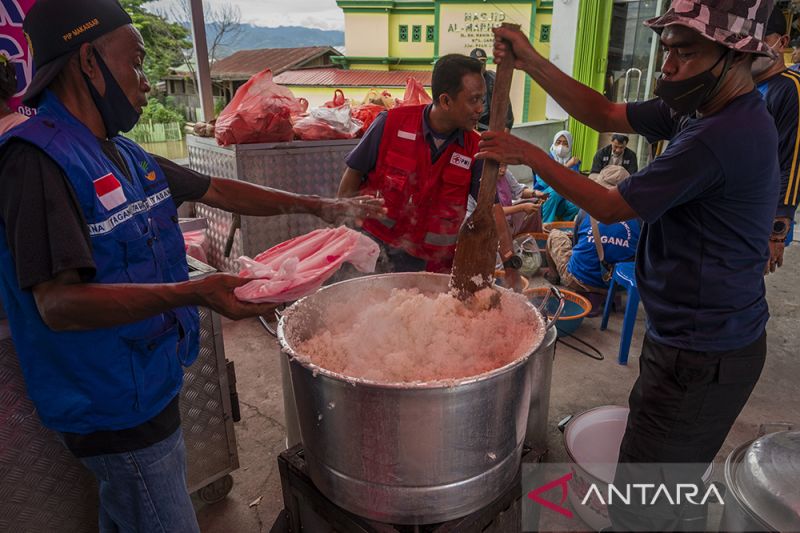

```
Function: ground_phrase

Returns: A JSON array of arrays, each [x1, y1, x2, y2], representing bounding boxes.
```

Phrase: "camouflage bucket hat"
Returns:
[[645, 0, 777, 58]]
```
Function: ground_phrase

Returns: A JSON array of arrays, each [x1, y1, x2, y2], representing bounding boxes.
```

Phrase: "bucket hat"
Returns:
[[645, 0, 776, 58]]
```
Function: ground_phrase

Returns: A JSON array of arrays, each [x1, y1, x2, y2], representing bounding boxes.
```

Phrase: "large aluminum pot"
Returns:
[[720, 429, 800, 533], [277, 272, 559, 524]]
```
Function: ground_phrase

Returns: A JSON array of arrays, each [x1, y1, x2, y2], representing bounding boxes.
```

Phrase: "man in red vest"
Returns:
[[338, 54, 486, 273]]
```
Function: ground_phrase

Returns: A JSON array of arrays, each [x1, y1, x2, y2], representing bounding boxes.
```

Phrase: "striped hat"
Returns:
[[645, 0, 777, 58]]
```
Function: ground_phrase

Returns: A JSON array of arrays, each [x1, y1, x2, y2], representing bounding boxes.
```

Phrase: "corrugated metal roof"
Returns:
[[273, 68, 432, 87], [210, 47, 338, 79]]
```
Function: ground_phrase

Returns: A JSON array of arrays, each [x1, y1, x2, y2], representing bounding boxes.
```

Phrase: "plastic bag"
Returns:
[[351, 104, 385, 135], [323, 89, 347, 108], [183, 230, 208, 263], [396, 77, 432, 107], [362, 89, 395, 109], [293, 104, 363, 140], [234, 226, 379, 303], [214, 69, 306, 146]]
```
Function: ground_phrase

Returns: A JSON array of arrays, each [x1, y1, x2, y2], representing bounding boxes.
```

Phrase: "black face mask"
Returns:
[[82, 50, 140, 138], [654, 51, 730, 116]]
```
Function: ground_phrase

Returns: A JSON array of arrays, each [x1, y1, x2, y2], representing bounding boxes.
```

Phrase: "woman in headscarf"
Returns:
[[535, 130, 580, 222], [0, 56, 27, 135]]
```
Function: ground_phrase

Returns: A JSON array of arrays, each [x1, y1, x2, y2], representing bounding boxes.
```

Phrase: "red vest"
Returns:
[[360, 105, 480, 271]]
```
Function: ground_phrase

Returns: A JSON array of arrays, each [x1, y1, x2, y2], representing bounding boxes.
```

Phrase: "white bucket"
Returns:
[[562, 406, 712, 531]]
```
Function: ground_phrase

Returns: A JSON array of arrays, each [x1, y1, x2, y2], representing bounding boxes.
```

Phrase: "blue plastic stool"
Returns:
[[600, 261, 639, 365]]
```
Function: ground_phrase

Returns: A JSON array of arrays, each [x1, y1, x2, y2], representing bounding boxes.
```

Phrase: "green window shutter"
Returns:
[[426, 25, 435, 42], [540, 24, 551, 43], [569, 1, 613, 171], [412, 25, 422, 42], [399, 25, 408, 42]]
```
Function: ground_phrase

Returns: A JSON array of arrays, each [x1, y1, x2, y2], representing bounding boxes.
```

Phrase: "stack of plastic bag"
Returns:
[[234, 226, 380, 303]]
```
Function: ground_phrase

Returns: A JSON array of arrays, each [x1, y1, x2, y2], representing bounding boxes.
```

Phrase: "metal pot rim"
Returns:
[[723, 438, 780, 531], [277, 272, 548, 390]]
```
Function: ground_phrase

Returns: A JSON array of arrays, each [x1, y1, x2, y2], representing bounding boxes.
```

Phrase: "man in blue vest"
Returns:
[[0, 1, 383, 531]]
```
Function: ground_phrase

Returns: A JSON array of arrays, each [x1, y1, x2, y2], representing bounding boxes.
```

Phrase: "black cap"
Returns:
[[765, 6, 787, 37], [22, 0, 132, 105], [469, 48, 488, 60]]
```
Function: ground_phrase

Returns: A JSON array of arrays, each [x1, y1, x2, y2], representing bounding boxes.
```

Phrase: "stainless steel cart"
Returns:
[[0, 257, 239, 531], [187, 135, 359, 272]]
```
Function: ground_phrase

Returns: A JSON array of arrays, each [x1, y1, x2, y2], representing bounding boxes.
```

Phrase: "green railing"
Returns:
[[125, 121, 184, 144]]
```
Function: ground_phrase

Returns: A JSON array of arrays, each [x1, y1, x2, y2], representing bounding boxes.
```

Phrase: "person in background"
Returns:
[[590, 133, 639, 175], [535, 130, 580, 222], [470, 47, 514, 131], [338, 54, 485, 273], [465, 162, 545, 235], [544, 165, 640, 293], [0, 56, 27, 134], [753, 5, 799, 272], [0, 1, 384, 531], [789, 36, 800, 72]]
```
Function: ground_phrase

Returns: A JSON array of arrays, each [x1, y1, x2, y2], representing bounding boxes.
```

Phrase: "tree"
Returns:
[[120, 0, 192, 83], [167, 1, 243, 69]]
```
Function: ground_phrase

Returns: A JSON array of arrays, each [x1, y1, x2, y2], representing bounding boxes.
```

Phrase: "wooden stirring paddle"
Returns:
[[450, 22, 519, 300]]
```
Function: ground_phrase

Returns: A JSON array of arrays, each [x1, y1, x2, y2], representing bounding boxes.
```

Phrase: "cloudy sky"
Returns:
[[145, 0, 345, 31]]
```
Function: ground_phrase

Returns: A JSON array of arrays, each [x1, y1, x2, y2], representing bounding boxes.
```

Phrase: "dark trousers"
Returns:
[[608, 332, 767, 532]]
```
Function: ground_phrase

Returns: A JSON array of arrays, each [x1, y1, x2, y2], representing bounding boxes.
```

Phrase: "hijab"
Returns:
[[549, 129, 573, 165]]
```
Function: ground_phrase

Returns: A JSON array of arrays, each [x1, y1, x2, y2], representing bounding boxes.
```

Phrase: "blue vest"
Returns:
[[0, 91, 199, 433], [568, 212, 640, 289]]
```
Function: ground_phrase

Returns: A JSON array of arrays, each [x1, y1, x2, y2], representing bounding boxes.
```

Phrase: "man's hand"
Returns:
[[765, 240, 785, 274], [317, 195, 386, 226], [492, 26, 538, 71], [476, 130, 537, 165], [193, 273, 279, 320]]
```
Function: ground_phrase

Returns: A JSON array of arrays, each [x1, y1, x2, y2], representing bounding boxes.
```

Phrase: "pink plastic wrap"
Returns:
[[234, 227, 380, 303], [183, 230, 208, 263]]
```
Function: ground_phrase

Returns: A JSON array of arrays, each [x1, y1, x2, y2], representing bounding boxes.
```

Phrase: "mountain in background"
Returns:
[[198, 23, 344, 57]]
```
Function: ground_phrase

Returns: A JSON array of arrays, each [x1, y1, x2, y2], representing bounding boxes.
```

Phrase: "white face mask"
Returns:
[[555, 145, 570, 158]]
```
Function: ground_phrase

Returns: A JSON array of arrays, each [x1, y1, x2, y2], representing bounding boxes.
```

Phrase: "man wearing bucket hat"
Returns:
[[480, 0, 778, 529], [753, 6, 799, 273], [0, 0, 384, 530]]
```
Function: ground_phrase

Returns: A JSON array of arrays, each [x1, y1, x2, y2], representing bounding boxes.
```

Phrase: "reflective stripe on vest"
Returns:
[[424, 231, 459, 247]]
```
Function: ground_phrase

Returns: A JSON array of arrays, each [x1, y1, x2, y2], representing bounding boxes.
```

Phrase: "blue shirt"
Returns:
[[568, 211, 640, 289], [618, 91, 778, 351], [534, 154, 580, 191], [756, 69, 800, 218], [345, 104, 484, 199]]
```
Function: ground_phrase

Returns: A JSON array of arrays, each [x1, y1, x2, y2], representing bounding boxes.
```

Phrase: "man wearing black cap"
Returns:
[[0, 0, 383, 530], [753, 6, 798, 273], [470, 47, 514, 131]]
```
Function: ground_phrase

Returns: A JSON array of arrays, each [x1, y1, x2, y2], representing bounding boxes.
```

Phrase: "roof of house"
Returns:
[[273, 68, 432, 87], [209, 46, 339, 80]]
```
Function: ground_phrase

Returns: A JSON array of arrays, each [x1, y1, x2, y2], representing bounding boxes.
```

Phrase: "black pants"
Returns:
[[608, 332, 767, 532]]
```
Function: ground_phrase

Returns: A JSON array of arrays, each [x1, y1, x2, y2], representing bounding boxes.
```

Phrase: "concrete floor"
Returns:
[[196, 246, 800, 533]]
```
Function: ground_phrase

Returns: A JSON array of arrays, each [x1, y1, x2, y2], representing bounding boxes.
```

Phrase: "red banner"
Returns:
[[1, 0, 37, 116]]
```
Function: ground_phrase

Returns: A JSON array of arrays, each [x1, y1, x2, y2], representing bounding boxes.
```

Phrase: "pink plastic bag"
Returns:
[[234, 227, 379, 303], [396, 77, 432, 107], [215, 69, 306, 146], [292, 105, 363, 141], [183, 230, 208, 263]]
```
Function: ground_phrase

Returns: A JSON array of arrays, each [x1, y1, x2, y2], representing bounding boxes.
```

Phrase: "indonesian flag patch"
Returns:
[[93, 173, 127, 211]]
